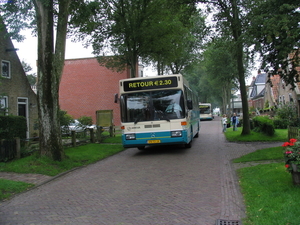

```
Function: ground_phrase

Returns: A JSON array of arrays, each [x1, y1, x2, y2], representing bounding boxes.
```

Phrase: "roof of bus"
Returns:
[[119, 74, 183, 82]]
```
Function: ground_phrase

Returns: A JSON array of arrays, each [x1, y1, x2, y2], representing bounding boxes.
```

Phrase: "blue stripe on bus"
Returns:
[[122, 130, 190, 148]]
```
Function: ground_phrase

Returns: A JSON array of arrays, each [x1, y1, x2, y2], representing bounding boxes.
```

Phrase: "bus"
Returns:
[[117, 74, 200, 150], [199, 103, 213, 121]]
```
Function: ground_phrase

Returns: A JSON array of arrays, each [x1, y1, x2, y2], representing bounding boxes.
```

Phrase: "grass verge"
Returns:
[[0, 143, 124, 176], [233, 146, 284, 163], [224, 128, 287, 142], [233, 136, 300, 224], [0, 179, 34, 200], [238, 163, 300, 225]]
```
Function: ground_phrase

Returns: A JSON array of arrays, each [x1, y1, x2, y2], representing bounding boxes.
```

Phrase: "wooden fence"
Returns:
[[288, 126, 300, 140], [0, 126, 123, 162]]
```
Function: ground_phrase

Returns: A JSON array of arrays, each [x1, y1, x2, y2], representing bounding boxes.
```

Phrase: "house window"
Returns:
[[1, 60, 10, 78], [0, 96, 8, 115]]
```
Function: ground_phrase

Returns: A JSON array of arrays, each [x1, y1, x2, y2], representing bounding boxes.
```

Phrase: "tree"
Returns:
[[202, 38, 239, 115], [183, 37, 239, 114], [1, 0, 73, 160], [71, 0, 200, 77], [195, 0, 251, 135], [248, 0, 300, 87], [21, 61, 37, 85], [143, 5, 207, 75]]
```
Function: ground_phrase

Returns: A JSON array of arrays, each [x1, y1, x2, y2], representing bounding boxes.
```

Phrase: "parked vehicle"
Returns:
[[61, 120, 97, 135]]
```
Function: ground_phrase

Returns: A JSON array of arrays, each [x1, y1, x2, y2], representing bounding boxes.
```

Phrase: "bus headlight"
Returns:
[[171, 131, 182, 137], [125, 133, 136, 140]]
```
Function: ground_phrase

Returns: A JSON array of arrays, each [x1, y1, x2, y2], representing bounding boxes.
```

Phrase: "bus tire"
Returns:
[[137, 146, 145, 150], [185, 141, 192, 148], [195, 132, 199, 138]]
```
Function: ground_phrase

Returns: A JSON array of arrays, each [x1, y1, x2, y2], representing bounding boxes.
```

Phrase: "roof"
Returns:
[[249, 73, 267, 99], [256, 73, 267, 83]]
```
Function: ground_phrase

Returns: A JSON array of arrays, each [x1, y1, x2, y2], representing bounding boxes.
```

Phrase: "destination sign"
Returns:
[[123, 77, 178, 91]]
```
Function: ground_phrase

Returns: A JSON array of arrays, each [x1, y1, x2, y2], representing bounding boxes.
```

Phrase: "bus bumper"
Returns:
[[122, 130, 190, 148]]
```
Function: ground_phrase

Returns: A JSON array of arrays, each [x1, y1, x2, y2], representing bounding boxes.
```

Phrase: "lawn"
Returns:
[[238, 163, 300, 225], [224, 128, 287, 142], [230, 130, 300, 225]]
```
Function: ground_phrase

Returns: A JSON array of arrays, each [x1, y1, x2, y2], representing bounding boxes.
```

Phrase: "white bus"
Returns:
[[199, 103, 213, 120], [117, 74, 200, 150]]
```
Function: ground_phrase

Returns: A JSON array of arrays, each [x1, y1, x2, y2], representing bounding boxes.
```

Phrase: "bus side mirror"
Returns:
[[187, 100, 193, 110], [114, 93, 119, 103]]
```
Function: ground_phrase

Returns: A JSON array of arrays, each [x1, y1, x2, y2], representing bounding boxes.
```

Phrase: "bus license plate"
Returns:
[[147, 140, 161, 144]]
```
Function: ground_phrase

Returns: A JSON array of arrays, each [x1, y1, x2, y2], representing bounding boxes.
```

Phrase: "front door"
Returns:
[[18, 98, 29, 138]]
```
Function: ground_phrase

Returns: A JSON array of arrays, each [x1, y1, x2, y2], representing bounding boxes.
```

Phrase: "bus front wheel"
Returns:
[[185, 141, 192, 148], [138, 146, 145, 150]]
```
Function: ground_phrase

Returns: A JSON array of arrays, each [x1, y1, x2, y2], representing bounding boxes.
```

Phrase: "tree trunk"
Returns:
[[230, 0, 250, 135], [33, 0, 71, 161], [129, 51, 138, 78], [222, 86, 228, 114]]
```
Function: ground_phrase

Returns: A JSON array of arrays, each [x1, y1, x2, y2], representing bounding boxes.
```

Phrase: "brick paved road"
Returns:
[[0, 118, 281, 225]]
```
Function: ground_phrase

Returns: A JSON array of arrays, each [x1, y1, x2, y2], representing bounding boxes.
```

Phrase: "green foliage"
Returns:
[[273, 117, 289, 129], [0, 115, 27, 140], [78, 116, 93, 126], [252, 116, 275, 136], [274, 103, 299, 128], [70, 0, 202, 77], [248, 0, 300, 88], [59, 110, 74, 127]]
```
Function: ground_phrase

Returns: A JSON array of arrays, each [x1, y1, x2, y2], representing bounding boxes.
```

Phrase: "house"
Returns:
[[251, 69, 300, 115], [248, 71, 267, 111], [59, 57, 141, 126], [264, 74, 281, 109], [0, 22, 38, 138], [231, 94, 243, 116]]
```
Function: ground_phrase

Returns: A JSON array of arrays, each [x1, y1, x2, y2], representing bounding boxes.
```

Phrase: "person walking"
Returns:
[[222, 114, 227, 132], [231, 113, 239, 131]]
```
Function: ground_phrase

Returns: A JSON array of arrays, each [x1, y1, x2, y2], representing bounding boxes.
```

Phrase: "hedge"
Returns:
[[0, 115, 27, 140], [252, 116, 275, 136]]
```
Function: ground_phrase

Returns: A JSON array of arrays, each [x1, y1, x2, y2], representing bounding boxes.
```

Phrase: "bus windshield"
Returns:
[[121, 89, 185, 123], [200, 106, 210, 114]]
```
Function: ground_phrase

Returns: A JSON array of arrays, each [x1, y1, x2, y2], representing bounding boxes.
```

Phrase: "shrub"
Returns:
[[274, 102, 299, 127], [252, 116, 275, 136], [273, 117, 289, 129], [0, 115, 27, 140], [59, 110, 74, 127], [78, 116, 93, 126]]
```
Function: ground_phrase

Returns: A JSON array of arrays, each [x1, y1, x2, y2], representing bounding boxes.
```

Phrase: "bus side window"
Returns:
[[187, 100, 193, 110]]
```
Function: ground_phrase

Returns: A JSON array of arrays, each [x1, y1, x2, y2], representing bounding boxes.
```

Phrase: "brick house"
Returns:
[[0, 23, 38, 138], [59, 57, 135, 126]]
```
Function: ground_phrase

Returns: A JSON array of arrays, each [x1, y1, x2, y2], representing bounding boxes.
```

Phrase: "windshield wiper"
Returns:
[[162, 114, 170, 122], [134, 116, 141, 124]]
